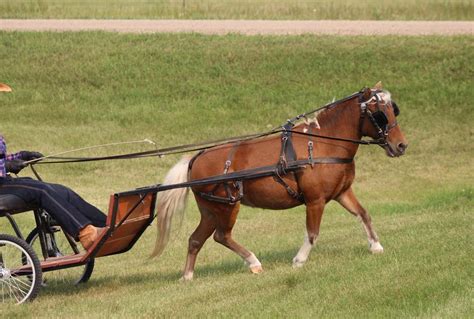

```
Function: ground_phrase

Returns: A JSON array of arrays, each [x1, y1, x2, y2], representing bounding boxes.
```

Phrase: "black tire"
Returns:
[[26, 227, 94, 285], [0, 234, 42, 304]]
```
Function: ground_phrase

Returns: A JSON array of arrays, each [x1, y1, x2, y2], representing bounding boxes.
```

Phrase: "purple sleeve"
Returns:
[[0, 135, 6, 178], [0, 135, 22, 178]]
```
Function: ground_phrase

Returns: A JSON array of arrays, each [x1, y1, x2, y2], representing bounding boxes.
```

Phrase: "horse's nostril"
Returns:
[[397, 142, 408, 153]]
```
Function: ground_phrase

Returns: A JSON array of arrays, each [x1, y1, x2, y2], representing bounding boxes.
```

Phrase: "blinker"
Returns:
[[372, 101, 400, 129], [392, 101, 400, 117], [372, 111, 389, 128]]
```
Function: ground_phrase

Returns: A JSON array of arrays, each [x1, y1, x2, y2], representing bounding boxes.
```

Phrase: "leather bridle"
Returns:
[[358, 89, 400, 146]]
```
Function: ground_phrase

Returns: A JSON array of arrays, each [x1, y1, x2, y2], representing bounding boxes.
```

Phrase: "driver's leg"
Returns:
[[0, 178, 103, 249], [46, 182, 106, 227]]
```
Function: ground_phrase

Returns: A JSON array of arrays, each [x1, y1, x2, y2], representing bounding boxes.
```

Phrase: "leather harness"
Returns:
[[198, 142, 244, 204], [192, 88, 397, 205], [193, 121, 353, 205]]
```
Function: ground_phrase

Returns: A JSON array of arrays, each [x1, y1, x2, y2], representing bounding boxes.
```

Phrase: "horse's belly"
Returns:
[[241, 176, 302, 210], [298, 164, 355, 202]]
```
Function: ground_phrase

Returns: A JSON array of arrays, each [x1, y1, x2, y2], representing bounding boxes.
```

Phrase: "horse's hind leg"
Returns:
[[182, 204, 216, 281], [336, 187, 383, 253], [211, 202, 263, 274]]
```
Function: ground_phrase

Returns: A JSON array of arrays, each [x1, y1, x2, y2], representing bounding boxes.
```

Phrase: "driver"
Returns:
[[0, 83, 106, 250]]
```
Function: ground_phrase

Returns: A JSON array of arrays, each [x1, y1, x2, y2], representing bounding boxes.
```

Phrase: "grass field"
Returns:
[[0, 32, 473, 317], [1, 0, 474, 20]]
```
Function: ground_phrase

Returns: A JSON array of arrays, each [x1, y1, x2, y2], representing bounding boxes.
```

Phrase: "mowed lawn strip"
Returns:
[[0, 33, 472, 317], [0, 0, 473, 20]]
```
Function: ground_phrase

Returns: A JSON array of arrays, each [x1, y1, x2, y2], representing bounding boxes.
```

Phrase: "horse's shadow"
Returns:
[[40, 247, 298, 298]]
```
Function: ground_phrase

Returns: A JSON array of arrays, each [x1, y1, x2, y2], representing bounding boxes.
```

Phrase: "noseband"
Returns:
[[358, 90, 399, 145]]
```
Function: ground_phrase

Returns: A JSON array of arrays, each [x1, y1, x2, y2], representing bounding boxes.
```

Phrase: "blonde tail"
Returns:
[[151, 156, 191, 258]]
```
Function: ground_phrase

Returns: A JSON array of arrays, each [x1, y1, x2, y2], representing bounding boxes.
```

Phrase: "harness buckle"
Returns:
[[223, 160, 232, 174], [307, 141, 314, 167]]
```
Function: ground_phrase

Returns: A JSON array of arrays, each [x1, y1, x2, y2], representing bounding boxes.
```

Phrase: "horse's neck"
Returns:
[[315, 100, 361, 139], [307, 99, 361, 157]]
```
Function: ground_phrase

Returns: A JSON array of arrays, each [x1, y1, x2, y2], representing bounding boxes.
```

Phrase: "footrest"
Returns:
[[40, 253, 88, 271]]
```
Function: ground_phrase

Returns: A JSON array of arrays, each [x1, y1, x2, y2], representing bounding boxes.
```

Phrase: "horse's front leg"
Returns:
[[293, 199, 325, 268], [337, 187, 383, 253]]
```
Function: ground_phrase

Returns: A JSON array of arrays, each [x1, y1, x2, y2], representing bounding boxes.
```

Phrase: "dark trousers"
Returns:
[[0, 177, 106, 238]]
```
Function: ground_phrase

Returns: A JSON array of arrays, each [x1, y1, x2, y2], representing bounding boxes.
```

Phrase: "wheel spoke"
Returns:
[[8, 277, 28, 297], [3, 279, 21, 303], [0, 236, 42, 304], [11, 275, 32, 289]]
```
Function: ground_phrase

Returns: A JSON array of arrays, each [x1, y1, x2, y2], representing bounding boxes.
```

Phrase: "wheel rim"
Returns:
[[0, 239, 37, 304]]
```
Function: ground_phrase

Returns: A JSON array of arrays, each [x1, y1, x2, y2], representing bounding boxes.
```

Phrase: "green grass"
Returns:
[[0, 32, 473, 317], [1, 0, 474, 20]]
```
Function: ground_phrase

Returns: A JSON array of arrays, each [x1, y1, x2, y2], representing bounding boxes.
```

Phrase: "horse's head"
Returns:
[[359, 84, 408, 157]]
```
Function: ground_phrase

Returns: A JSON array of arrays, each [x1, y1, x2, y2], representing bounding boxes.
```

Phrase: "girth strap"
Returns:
[[273, 172, 305, 203], [276, 122, 302, 199], [278, 122, 297, 175]]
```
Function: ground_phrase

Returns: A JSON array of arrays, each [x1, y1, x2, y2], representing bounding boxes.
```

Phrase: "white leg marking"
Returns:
[[292, 234, 316, 268], [370, 242, 384, 254], [181, 271, 194, 281], [359, 217, 383, 254], [244, 252, 263, 274]]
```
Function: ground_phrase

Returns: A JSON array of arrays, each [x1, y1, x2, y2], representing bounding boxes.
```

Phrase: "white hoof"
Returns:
[[180, 272, 194, 281], [370, 242, 384, 254], [244, 253, 262, 274], [250, 265, 263, 274], [292, 257, 306, 268]]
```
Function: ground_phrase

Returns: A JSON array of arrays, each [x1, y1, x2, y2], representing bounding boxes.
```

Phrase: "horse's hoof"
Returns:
[[179, 273, 194, 281], [250, 265, 263, 274], [370, 242, 384, 254], [292, 256, 306, 268]]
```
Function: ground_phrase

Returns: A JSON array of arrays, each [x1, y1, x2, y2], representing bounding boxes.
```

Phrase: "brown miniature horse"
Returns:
[[151, 85, 407, 280]]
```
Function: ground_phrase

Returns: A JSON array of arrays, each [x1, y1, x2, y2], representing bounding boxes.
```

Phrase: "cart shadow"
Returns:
[[40, 247, 297, 298]]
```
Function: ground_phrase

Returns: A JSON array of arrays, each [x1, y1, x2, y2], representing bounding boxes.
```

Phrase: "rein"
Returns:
[[29, 89, 388, 166], [288, 130, 385, 145], [28, 131, 278, 165], [30, 129, 385, 165]]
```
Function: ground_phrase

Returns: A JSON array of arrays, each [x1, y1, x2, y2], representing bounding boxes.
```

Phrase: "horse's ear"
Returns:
[[373, 81, 383, 90], [0, 83, 12, 92]]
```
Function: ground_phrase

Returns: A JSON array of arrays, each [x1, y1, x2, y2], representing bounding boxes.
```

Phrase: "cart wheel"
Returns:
[[0, 234, 42, 304], [26, 227, 94, 285]]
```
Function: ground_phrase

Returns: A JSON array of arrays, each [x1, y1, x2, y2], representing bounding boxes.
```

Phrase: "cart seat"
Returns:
[[0, 194, 33, 216]]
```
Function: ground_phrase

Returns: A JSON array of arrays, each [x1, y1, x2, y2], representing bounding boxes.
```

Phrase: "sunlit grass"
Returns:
[[0, 32, 472, 317]]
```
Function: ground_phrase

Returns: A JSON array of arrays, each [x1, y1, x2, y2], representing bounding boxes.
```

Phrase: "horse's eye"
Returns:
[[392, 101, 400, 117]]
